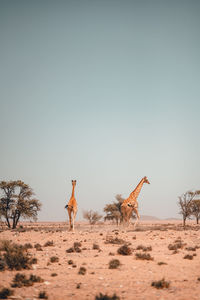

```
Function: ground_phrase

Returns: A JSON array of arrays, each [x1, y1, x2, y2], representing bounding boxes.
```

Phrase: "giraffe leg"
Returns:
[[67, 209, 72, 231], [72, 209, 77, 231], [133, 208, 140, 229]]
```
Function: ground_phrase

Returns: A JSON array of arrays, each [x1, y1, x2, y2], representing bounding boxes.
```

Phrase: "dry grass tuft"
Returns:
[[183, 254, 193, 260], [168, 239, 185, 251], [93, 243, 100, 250], [78, 267, 86, 275], [44, 240, 54, 247], [11, 273, 43, 288], [0, 288, 14, 299], [38, 291, 48, 299], [157, 261, 167, 265], [109, 259, 121, 269], [151, 278, 170, 289], [95, 293, 120, 300], [136, 245, 152, 251], [117, 245, 132, 256], [34, 243, 43, 251], [50, 256, 59, 263], [105, 236, 127, 245], [135, 252, 153, 260], [2, 241, 33, 270]]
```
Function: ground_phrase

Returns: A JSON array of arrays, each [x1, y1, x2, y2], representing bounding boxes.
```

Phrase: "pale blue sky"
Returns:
[[0, 0, 200, 221]]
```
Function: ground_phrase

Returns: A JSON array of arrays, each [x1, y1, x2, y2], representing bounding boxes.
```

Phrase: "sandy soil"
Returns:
[[0, 221, 200, 300]]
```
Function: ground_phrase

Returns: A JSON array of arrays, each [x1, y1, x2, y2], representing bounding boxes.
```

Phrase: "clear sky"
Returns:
[[0, 0, 200, 221]]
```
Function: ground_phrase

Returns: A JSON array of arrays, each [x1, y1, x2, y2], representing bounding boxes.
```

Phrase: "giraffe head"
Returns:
[[143, 176, 150, 184], [72, 180, 76, 186]]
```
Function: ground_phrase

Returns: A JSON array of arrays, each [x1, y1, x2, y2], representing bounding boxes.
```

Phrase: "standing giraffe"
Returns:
[[121, 176, 150, 228], [65, 180, 78, 231]]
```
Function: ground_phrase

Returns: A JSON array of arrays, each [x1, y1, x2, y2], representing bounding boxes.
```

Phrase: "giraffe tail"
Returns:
[[64, 205, 68, 209]]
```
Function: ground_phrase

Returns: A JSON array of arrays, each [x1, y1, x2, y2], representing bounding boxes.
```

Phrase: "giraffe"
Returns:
[[65, 180, 78, 231], [121, 176, 150, 228]]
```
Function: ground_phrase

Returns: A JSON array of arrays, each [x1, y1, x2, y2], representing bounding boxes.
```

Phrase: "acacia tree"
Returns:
[[0, 180, 41, 229], [104, 194, 136, 225], [178, 191, 196, 227], [191, 190, 200, 224], [104, 194, 124, 225], [83, 210, 102, 225]]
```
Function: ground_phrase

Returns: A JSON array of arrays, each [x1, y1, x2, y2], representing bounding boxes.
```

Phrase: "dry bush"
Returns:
[[95, 293, 120, 300], [93, 243, 100, 250], [68, 259, 73, 265], [38, 291, 48, 299], [51, 273, 57, 277], [0, 288, 14, 299], [66, 243, 81, 253], [66, 247, 74, 253], [135, 252, 153, 260], [168, 239, 185, 251], [151, 278, 170, 289], [2, 241, 33, 270], [44, 241, 54, 247], [50, 256, 59, 263], [105, 236, 127, 245], [158, 262, 167, 265], [117, 245, 132, 256], [83, 210, 102, 225], [0, 256, 6, 271], [136, 245, 152, 251], [185, 246, 196, 251], [34, 243, 43, 251], [23, 243, 33, 250], [183, 254, 193, 260], [109, 259, 121, 269], [11, 273, 43, 288], [78, 267, 86, 275]]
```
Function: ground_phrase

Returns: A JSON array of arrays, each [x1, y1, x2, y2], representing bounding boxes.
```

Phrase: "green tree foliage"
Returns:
[[0, 180, 41, 229]]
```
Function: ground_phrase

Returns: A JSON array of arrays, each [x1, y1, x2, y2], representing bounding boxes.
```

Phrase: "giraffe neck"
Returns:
[[71, 185, 75, 198], [129, 178, 145, 200]]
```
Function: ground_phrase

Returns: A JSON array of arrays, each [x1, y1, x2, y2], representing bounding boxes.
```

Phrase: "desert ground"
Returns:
[[0, 220, 200, 300]]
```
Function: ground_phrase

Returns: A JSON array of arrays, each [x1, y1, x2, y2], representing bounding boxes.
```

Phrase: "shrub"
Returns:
[[183, 254, 193, 260], [105, 237, 126, 245], [136, 245, 152, 251], [44, 241, 54, 247], [0, 288, 14, 299], [135, 253, 153, 260], [78, 267, 86, 275], [0, 256, 6, 271], [35, 243, 43, 251], [3, 242, 32, 270], [11, 273, 43, 287], [38, 291, 48, 299], [157, 262, 167, 265], [168, 240, 185, 251], [95, 293, 120, 300], [109, 259, 120, 269], [151, 278, 170, 289], [50, 256, 59, 263], [23, 243, 33, 250], [51, 273, 57, 277], [117, 245, 132, 256], [93, 243, 100, 250], [68, 259, 73, 265]]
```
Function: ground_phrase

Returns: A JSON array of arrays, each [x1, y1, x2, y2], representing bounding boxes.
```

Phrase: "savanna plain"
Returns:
[[0, 221, 200, 300]]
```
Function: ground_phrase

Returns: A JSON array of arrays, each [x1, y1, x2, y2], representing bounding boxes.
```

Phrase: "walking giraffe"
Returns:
[[65, 180, 78, 231], [121, 176, 150, 228]]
